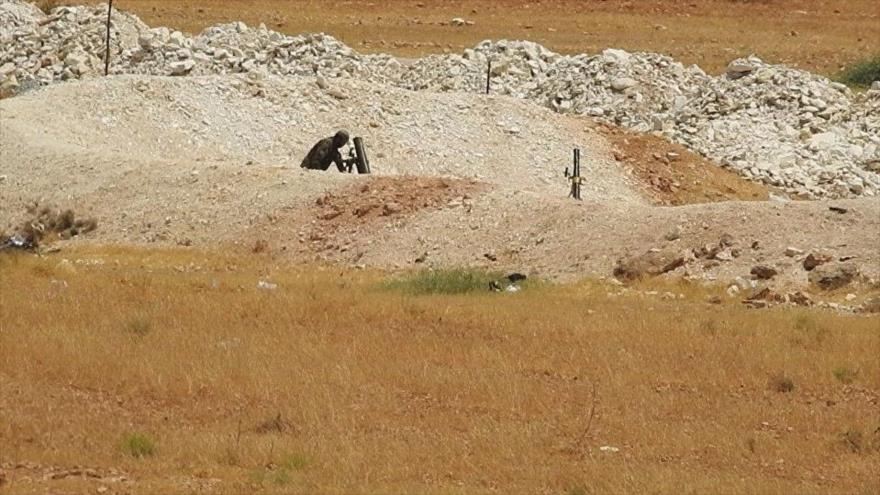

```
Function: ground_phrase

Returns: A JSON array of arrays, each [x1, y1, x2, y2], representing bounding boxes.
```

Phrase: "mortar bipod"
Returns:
[[564, 148, 584, 200]]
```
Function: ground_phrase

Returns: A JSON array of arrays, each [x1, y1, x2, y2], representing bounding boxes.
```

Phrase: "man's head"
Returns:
[[332, 130, 350, 149]]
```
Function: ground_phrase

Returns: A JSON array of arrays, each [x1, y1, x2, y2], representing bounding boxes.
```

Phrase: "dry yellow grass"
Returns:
[[1, 246, 879, 494]]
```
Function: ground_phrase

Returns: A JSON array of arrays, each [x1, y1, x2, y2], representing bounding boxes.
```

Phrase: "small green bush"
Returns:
[[768, 372, 794, 393], [122, 433, 155, 458], [383, 268, 502, 295], [250, 454, 308, 486], [833, 366, 858, 384], [125, 316, 151, 337], [837, 54, 880, 88], [282, 453, 309, 471]]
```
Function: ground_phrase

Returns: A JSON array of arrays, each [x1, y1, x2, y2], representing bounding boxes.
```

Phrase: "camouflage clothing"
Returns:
[[300, 130, 350, 171]]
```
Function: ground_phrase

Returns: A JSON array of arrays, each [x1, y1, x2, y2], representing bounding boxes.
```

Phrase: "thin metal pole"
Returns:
[[486, 60, 491, 95], [104, 0, 113, 76]]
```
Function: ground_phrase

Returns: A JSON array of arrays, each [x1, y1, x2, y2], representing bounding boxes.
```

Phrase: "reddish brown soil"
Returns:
[[251, 176, 481, 257], [596, 123, 772, 205], [79, 0, 880, 75]]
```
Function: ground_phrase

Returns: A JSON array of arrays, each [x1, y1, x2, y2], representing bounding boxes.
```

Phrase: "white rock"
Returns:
[[809, 132, 839, 150], [169, 59, 194, 75], [610, 77, 637, 92], [602, 48, 631, 65], [785, 247, 804, 257]]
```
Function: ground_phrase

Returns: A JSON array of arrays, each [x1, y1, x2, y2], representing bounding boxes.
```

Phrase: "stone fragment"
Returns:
[[803, 251, 832, 271], [613, 249, 686, 281], [808, 262, 859, 291], [750, 265, 778, 280]]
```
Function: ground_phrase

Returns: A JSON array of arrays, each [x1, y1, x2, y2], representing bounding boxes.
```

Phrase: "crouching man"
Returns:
[[300, 130, 350, 172]]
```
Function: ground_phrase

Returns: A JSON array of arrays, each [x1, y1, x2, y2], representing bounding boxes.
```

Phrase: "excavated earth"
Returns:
[[1, 74, 878, 295]]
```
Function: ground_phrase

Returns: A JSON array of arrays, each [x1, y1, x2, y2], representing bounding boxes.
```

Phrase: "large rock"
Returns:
[[750, 265, 778, 280], [169, 59, 195, 76], [610, 77, 638, 92], [0, 74, 18, 98], [808, 262, 860, 290], [803, 251, 833, 271], [613, 249, 686, 281], [63, 51, 91, 75]]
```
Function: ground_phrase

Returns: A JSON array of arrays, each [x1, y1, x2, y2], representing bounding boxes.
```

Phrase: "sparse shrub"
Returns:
[[122, 433, 155, 458], [793, 314, 817, 331], [282, 453, 309, 470], [837, 54, 880, 89], [745, 437, 756, 453], [1, 204, 98, 251], [125, 316, 151, 337], [833, 366, 858, 384], [270, 469, 292, 486], [250, 454, 307, 486], [383, 268, 502, 295], [55, 209, 75, 231], [220, 446, 240, 466], [700, 318, 718, 334], [841, 429, 864, 453], [252, 239, 269, 253], [254, 413, 292, 434], [768, 372, 794, 393], [791, 314, 827, 345]]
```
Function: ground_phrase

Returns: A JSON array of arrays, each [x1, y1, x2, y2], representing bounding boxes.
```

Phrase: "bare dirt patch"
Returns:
[[597, 123, 772, 205], [265, 176, 482, 257]]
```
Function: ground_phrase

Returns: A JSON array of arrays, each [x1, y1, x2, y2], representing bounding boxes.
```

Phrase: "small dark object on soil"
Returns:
[[829, 206, 849, 214], [254, 413, 293, 434], [1, 205, 98, 253], [750, 265, 778, 280], [769, 372, 795, 393], [507, 273, 527, 283]]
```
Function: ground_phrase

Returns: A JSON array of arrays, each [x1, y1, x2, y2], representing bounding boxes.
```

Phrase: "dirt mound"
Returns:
[[0, 75, 637, 199], [289, 176, 481, 256], [597, 123, 772, 205], [1, 75, 878, 291]]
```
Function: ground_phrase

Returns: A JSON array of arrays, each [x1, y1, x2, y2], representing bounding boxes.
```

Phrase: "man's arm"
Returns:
[[332, 150, 346, 172]]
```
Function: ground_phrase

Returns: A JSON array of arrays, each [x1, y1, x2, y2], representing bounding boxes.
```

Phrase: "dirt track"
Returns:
[[76, 0, 880, 76]]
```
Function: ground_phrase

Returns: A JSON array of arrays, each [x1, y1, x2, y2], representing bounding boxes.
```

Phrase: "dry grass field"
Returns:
[[66, 0, 880, 76], [1, 246, 878, 494]]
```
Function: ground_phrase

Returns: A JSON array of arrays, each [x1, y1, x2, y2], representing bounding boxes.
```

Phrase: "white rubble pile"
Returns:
[[1, 0, 878, 198], [0, 2, 146, 86], [390, 41, 880, 198], [130, 21, 398, 79]]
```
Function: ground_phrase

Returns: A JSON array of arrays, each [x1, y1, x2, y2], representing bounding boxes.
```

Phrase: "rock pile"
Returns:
[[0, 2, 147, 86], [1, 0, 878, 198], [392, 41, 880, 199]]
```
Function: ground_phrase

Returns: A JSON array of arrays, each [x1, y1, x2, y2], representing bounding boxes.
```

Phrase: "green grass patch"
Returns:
[[124, 316, 151, 337], [382, 268, 513, 295], [122, 433, 156, 458], [249, 454, 308, 486], [833, 366, 858, 384], [836, 54, 880, 88]]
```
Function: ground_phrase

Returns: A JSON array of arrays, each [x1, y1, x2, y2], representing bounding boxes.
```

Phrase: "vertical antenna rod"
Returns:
[[104, 0, 113, 76]]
